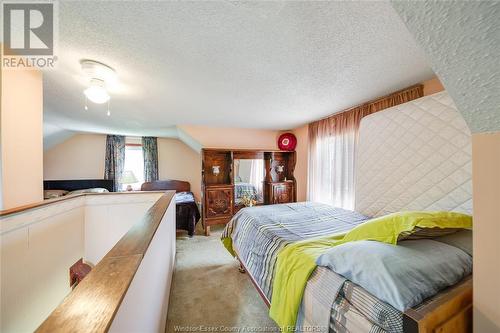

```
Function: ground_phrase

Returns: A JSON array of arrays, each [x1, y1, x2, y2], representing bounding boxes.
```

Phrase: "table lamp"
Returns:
[[120, 170, 138, 191]]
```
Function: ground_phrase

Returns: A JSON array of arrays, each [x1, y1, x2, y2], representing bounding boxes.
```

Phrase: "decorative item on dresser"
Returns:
[[201, 148, 296, 236]]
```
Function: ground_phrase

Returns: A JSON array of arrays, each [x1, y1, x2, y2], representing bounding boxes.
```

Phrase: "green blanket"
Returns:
[[222, 236, 235, 256], [269, 211, 472, 330]]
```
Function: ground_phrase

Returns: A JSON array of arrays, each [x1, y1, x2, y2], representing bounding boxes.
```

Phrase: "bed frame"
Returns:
[[236, 253, 270, 307], [141, 180, 200, 236], [140, 179, 190, 192], [403, 277, 472, 333], [43, 179, 115, 192]]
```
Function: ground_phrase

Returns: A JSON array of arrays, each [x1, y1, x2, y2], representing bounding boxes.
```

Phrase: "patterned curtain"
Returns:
[[142, 137, 159, 182], [104, 135, 126, 191], [308, 84, 423, 209]]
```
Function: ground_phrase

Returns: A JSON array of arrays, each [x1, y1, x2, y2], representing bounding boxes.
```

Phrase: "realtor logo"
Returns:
[[2, 1, 58, 69]]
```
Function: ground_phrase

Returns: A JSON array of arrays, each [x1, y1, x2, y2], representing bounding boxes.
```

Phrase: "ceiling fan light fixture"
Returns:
[[80, 59, 117, 84], [83, 79, 110, 104]]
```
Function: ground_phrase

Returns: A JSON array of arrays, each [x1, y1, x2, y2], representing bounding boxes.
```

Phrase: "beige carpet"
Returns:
[[165, 225, 278, 332]]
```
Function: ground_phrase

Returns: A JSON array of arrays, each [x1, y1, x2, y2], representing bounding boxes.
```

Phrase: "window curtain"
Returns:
[[249, 159, 264, 201], [308, 85, 423, 209], [142, 137, 159, 182], [104, 135, 126, 191]]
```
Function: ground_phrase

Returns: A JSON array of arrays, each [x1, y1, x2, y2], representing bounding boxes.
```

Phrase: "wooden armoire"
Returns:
[[201, 148, 296, 235]]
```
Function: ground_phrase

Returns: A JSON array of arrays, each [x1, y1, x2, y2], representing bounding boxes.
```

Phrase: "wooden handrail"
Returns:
[[35, 191, 175, 333]]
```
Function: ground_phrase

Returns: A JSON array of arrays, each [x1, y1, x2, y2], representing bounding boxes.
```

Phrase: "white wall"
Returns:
[[109, 197, 176, 333], [178, 125, 280, 150], [292, 125, 308, 202], [43, 134, 106, 180], [84, 193, 163, 265], [1, 196, 85, 333], [1, 68, 44, 209], [157, 137, 201, 200], [472, 132, 500, 332]]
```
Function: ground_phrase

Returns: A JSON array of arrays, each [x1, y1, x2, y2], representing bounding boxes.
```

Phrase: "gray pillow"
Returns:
[[434, 230, 472, 256], [316, 239, 472, 311]]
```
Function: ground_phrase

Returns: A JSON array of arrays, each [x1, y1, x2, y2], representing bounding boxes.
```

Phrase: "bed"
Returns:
[[141, 180, 200, 236], [43, 179, 115, 199], [224, 205, 472, 333], [222, 92, 473, 333]]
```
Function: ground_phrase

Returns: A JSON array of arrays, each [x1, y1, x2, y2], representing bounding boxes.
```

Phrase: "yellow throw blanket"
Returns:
[[269, 211, 472, 330]]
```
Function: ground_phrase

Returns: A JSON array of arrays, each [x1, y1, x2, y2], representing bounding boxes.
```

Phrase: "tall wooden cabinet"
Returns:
[[202, 148, 296, 235]]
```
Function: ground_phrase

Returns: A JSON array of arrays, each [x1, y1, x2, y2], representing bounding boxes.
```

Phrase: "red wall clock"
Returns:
[[278, 133, 297, 151]]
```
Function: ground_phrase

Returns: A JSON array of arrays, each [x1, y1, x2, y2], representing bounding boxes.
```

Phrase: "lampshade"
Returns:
[[120, 170, 138, 184], [84, 79, 110, 104]]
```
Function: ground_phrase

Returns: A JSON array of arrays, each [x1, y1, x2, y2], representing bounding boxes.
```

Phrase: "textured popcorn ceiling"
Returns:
[[41, 1, 434, 137], [391, 1, 500, 133]]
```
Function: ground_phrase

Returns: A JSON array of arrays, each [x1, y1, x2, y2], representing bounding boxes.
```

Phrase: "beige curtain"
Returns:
[[249, 159, 264, 201], [307, 85, 423, 209]]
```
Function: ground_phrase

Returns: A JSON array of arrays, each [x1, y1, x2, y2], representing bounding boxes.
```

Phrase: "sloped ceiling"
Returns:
[[43, 122, 75, 150], [43, 0, 434, 144], [391, 1, 500, 133]]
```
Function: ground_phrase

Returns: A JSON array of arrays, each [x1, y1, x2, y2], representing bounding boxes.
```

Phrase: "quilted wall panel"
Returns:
[[355, 91, 472, 217]]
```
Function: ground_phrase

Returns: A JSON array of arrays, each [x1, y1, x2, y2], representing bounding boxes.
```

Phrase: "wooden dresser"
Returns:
[[202, 148, 296, 235]]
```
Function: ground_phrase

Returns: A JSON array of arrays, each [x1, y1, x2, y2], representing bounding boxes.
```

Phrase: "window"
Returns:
[[308, 128, 356, 210], [122, 144, 144, 191]]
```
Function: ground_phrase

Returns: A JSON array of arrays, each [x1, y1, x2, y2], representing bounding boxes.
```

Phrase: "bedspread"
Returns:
[[221, 202, 369, 299], [175, 191, 200, 236], [297, 267, 402, 333]]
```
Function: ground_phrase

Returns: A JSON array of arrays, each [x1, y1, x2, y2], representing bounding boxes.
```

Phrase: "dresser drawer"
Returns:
[[205, 187, 233, 218]]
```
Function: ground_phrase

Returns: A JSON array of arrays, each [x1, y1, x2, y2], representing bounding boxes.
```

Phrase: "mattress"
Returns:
[[355, 91, 472, 217]]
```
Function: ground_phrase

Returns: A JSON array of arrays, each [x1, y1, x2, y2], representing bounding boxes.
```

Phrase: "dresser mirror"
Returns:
[[233, 158, 265, 206], [202, 148, 296, 236]]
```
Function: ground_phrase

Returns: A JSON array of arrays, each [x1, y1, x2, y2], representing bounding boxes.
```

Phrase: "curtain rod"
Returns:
[[313, 83, 424, 123]]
